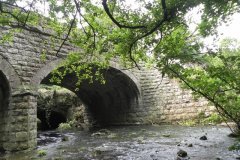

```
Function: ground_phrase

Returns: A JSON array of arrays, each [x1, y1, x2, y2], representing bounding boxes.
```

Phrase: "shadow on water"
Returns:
[[37, 131, 64, 146], [0, 125, 240, 160]]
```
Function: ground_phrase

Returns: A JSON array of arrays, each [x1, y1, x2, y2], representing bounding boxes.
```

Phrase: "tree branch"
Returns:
[[56, 11, 77, 56], [102, 0, 146, 29], [74, 0, 96, 48], [0, 2, 65, 40], [23, 0, 36, 26], [127, 0, 171, 69]]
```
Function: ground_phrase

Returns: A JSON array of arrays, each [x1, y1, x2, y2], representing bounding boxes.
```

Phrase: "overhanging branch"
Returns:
[[0, 1, 65, 40], [102, 0, 146, 29], [127, 0, 171, 69]]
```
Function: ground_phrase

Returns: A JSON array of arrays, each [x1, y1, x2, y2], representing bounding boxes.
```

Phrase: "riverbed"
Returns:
[[0, 125, 239, 160]]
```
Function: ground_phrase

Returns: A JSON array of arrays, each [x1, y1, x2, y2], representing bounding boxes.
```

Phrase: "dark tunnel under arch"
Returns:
[[40, 66, 141, 127], [0, 71, 10, 152]]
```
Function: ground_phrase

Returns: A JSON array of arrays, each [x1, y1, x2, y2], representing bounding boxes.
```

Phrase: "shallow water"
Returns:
[[0, 125, 239, 160]]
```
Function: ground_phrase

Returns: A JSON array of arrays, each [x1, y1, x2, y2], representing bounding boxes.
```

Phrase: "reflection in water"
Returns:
[[0, 125, 239, 160]]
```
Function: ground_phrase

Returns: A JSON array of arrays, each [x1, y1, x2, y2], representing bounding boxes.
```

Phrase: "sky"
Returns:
[[206, 13, 240, 49], [185, 5, 240, 49], [217, 13, 240, 40]]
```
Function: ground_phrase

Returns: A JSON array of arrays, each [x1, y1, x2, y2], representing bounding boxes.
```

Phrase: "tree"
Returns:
[[163, 37, 240, 131], [0, 0, 240, 130]]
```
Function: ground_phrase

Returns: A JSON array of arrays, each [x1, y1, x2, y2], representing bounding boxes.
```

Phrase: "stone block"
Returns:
[[16, 132, 28, 142], [3, 142, 17, 151], [15, 116, 28, 123], [11, 109, 27, 116], [16, 142, 28, 150], [10, 122, 28, 132], [15, 102, 29, 109]]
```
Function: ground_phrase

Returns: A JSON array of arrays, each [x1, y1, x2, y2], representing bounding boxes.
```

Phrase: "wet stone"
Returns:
[[200, 135, 207, 140], [177, 149, 187, 157], [61, 135, 69, 141], [187, 143, 193, 147]]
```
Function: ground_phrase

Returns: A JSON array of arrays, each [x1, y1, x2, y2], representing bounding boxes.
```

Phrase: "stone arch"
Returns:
[[31, 59, 142, 126], [31, 59, 141, 93], [0, 56, 21, 90], [0, 56, 21, 152], [31, 59, 63, 86]]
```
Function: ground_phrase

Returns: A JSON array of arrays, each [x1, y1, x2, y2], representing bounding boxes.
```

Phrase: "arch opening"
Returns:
[[40, 67, 140, 128], [37, 108, 66, 130], [37, 85, 90, 131], [0, 71, 10, 153]]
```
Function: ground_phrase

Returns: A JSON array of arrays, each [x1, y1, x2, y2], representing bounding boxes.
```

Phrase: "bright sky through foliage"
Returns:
[[185, 5, 240, 49], [16, 0, 240, 48]]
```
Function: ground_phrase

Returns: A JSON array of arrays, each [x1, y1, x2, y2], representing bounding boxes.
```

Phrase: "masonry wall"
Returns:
[[0, 26, 74, 84], [137, 67, 215, 124]]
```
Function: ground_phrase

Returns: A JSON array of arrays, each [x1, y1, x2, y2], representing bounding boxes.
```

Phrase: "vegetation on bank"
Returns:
[[178, 112, 225, 127], [37, 150, 47, 157]]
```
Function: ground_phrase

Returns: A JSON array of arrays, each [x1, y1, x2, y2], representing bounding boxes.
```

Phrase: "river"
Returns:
[[0, 125, 239, 160]]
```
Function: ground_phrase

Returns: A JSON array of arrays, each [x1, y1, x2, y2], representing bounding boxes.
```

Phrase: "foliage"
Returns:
[[37, 150, 47, 157], [58, 122, 72, 131], [201, 113, 224, 124], [228, 143, 240, 151], [162, 39, 240, 129], [58, 120, 79, 131], [178, 112, 224, 126], [178, 119, 196, 127], [49, 52, 108, 88], [1, 0, 239, 69], [1, 1, 240, 128]]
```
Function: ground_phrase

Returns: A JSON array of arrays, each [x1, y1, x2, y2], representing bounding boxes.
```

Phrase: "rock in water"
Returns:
[[200, 135, 207, 140], [187, 143, 193, 147], [177, 149, 188, 157], [228, 132, 239, 138]]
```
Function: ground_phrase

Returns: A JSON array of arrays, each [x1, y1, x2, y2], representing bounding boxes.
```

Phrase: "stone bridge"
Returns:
[[0, 26, 213, 152]]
